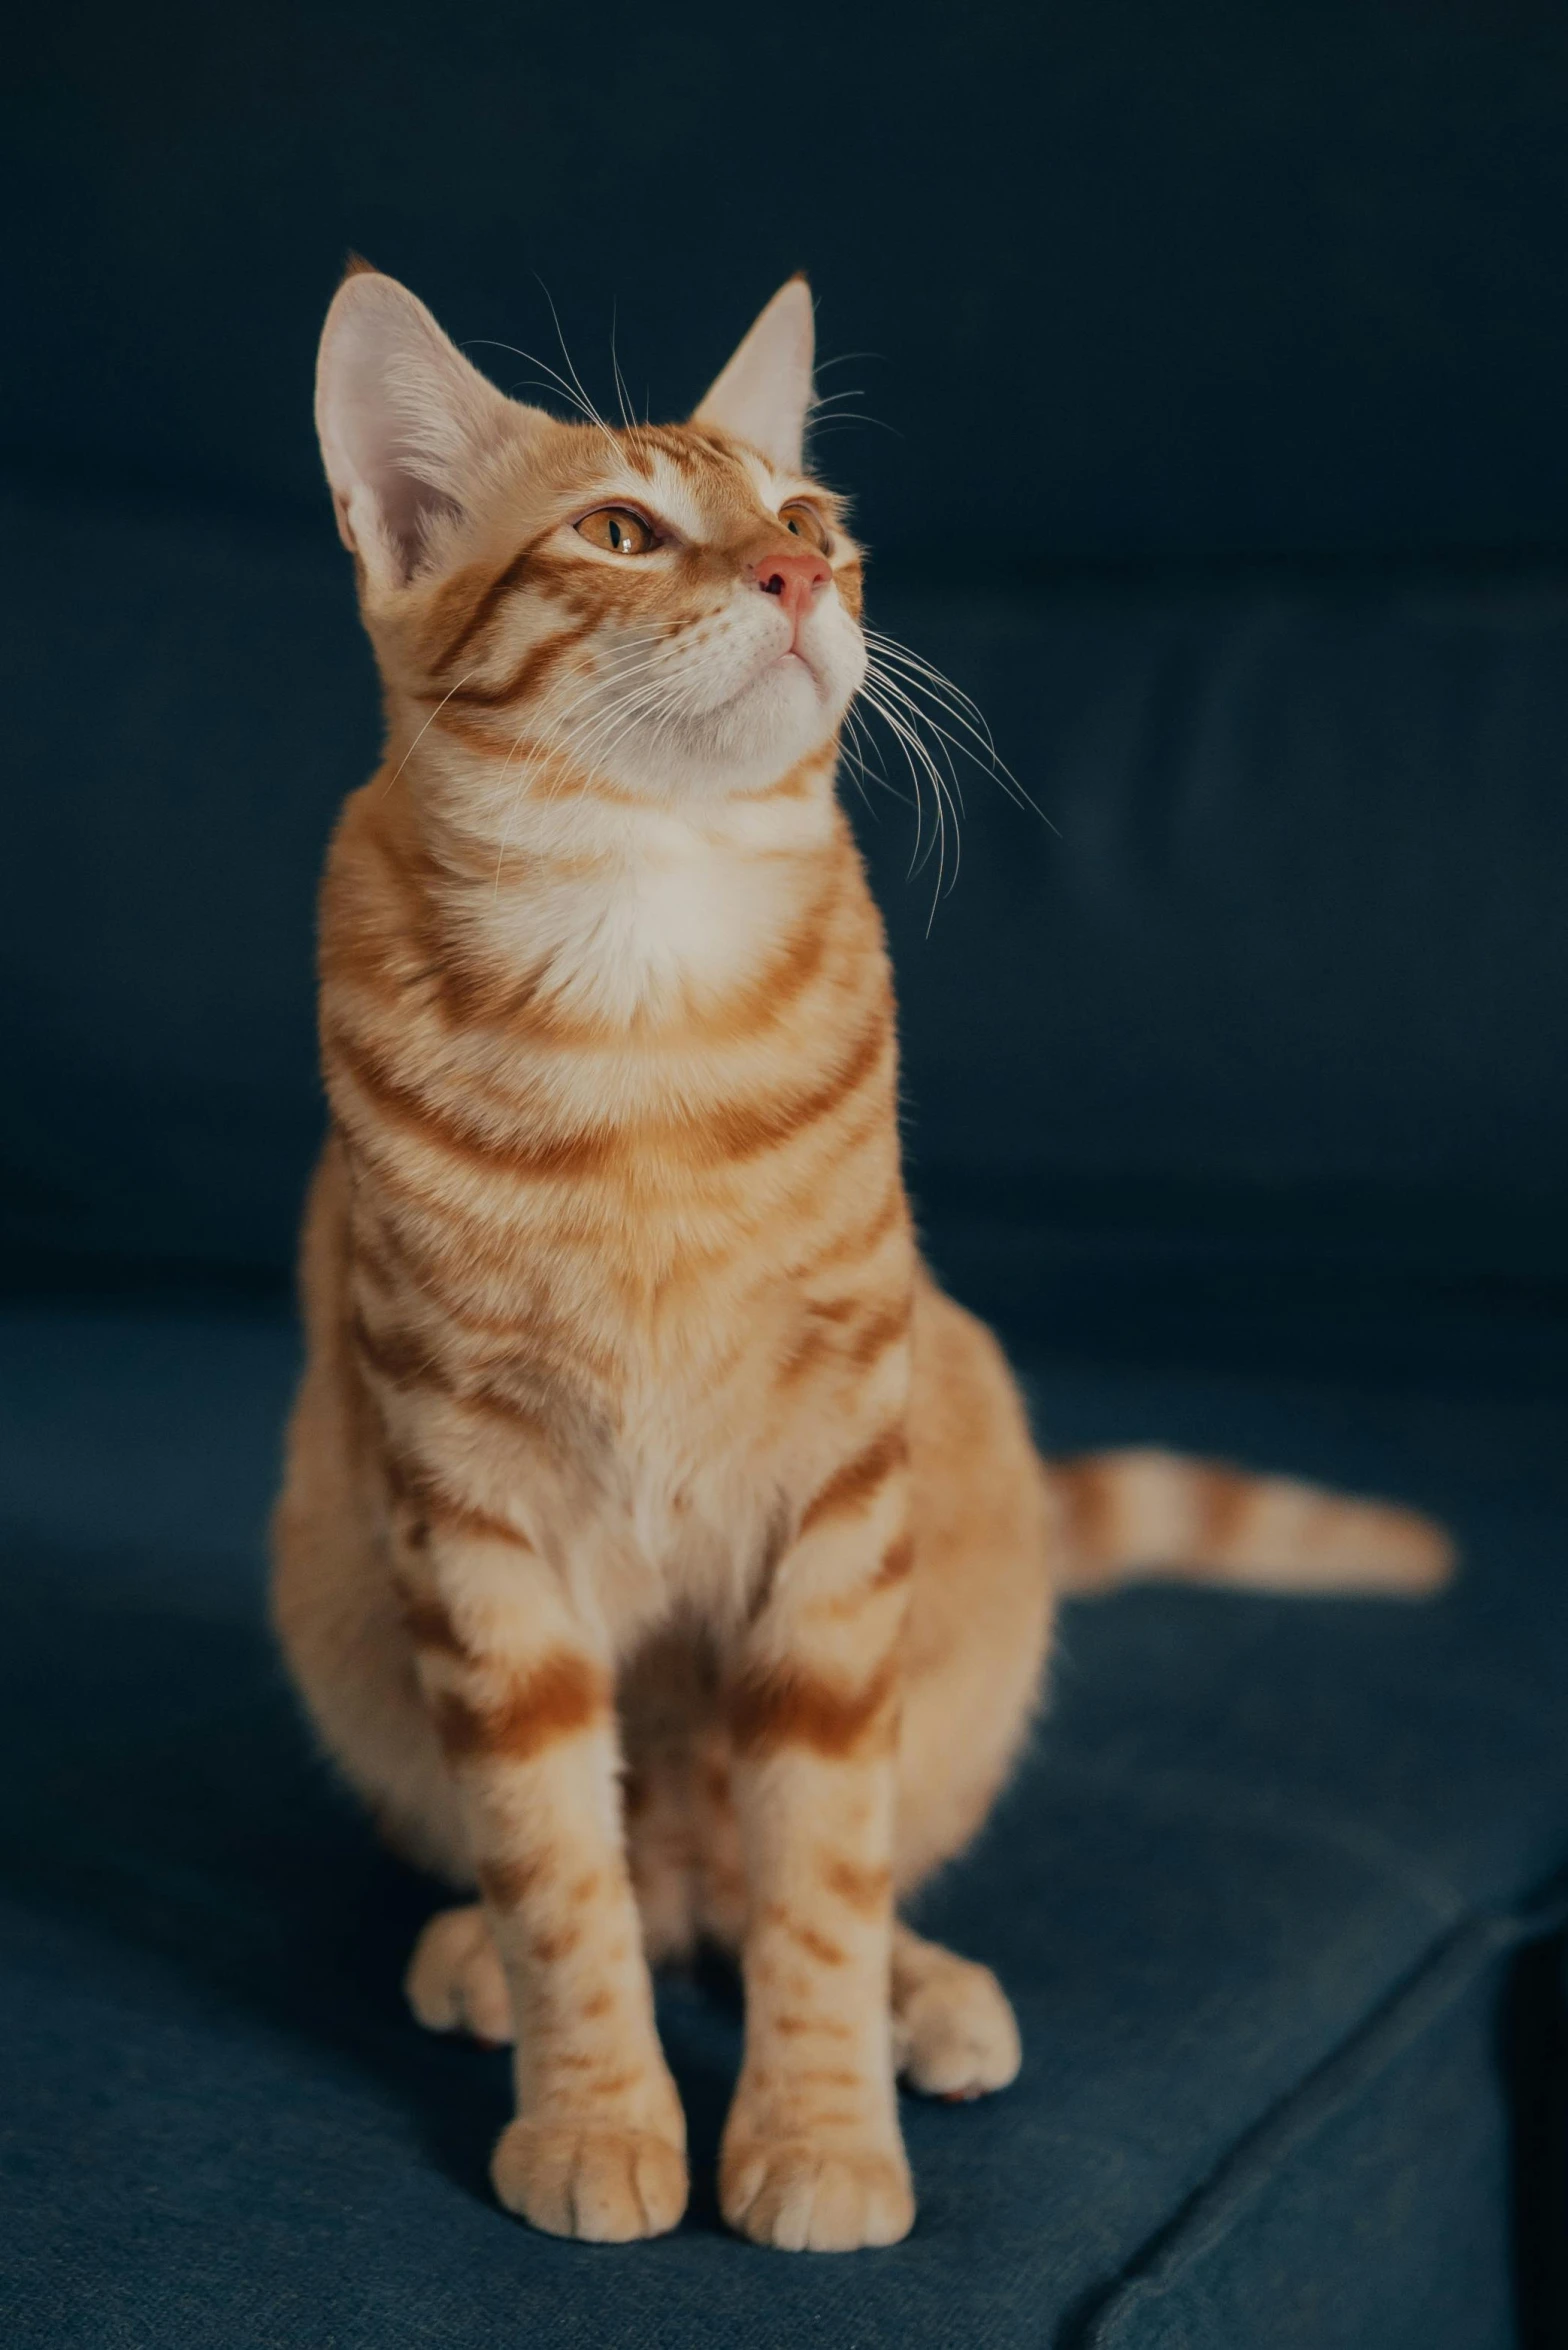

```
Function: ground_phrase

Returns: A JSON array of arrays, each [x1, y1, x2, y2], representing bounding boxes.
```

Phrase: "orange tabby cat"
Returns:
[[271, 265, 1450, 2253]]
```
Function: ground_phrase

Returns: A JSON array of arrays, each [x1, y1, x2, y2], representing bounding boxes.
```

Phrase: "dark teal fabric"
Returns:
[[1086, 1910, 1549, 2350], [2, 1304, 1565, 2345]]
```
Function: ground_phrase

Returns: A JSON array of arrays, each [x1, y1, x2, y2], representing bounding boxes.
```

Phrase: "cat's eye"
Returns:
[[575, 507, 658, 556], [779, 500, 832, 554]]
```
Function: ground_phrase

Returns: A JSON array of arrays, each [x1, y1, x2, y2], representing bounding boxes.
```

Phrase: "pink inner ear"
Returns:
[[316, 272, 539, 587], [359, 439, 463, 580], [328, 344, 467, 580]]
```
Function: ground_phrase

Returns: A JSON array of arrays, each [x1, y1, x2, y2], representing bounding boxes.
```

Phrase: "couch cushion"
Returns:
[[1, 1301, 1564, 2345]]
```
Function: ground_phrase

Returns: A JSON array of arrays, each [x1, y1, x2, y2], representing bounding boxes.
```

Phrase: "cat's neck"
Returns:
[[389, 737, 848, 1032]]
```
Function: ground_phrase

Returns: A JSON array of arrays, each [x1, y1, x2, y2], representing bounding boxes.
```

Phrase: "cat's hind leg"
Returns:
[[891, 1921, 1020, 2100], [406, 1904, 514, 2046]]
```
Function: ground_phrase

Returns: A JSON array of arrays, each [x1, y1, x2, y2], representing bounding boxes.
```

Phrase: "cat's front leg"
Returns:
[[719, 1426, 915, 2251], [404, 1507, 686, 2241]]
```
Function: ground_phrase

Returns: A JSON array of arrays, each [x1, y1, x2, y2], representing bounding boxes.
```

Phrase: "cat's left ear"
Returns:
[[693, 276, 815, 473]]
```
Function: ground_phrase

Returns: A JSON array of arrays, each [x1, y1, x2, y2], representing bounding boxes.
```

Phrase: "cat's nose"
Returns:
[[752, 546, 831, 626]]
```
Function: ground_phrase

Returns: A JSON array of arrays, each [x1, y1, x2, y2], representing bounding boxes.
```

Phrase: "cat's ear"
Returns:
[[315, 263, 545, 588], [693, 276, 815, 473]]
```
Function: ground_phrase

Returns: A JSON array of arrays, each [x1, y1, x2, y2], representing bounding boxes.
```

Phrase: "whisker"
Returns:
[[612, 643, 742, 781], [865, 665, 968, 818], [477, 637, 687, 875], [608, 304, 636, 434], [523, 656, 679, 807], [884, 697, 960, 900], [480, 640, 679, 795], [862, 631, 997, 738], [399, 579, 1041, 944], [857, 680, 947, 893], [539, 635, 737, 803], [839, 704, 913, 822], [863, 636, 1028, 780], [467, 303, 624, 472], [857, 653, 997, 924], [535, 275, 625, 467], [863, 633, 1059, 833], [842, 702, 905, 798], [862, 640, 1003, 774], [807, 412, 902, 441], [467, 340, 602, 427], [379, 671, 483, 795]]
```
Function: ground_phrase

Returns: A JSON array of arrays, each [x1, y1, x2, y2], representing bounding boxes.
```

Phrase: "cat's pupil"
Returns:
[[610, 517, 626, 550]]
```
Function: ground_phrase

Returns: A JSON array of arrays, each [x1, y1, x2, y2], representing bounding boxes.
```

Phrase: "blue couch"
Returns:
[[4, 9, 1567, 2343]]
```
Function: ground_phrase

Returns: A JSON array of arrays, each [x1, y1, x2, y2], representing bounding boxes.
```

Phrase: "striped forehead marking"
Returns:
[[615, 426, 817, 533]]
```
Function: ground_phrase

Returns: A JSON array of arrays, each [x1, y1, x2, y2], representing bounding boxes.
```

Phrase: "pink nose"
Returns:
[[753, 546, 831, 625]]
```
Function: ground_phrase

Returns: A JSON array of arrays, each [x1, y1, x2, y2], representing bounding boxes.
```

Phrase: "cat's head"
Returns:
[[316, 266, 866, 803]]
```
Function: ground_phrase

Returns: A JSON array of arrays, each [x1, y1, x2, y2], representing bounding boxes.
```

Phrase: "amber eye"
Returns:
[[779, 500, 832, 554], [575, 507, 658, 555]]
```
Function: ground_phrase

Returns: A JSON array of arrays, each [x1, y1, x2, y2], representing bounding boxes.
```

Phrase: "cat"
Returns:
[[271, 264, 1451, 2253]]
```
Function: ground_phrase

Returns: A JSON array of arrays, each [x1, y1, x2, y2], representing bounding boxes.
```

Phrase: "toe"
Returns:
[[721, 2139, 914, 2252], [492, 2119, 688, 2243], [632, 2134, 688, 2236]]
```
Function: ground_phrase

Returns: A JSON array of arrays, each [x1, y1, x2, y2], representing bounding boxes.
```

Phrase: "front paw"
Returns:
[[491, 2116, 688, 2242], [720, 2130, 914, 2252]]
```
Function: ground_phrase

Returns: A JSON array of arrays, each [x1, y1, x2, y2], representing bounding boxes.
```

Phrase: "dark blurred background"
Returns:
[[6, 0, 1568, 1383]]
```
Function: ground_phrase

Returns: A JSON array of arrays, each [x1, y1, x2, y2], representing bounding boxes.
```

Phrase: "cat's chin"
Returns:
[[621, 655, 848, 800], [732, 642, 857, 753], [731, 643, 834, 728]]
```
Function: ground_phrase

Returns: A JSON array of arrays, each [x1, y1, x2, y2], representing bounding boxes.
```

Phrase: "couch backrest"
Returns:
[[5, 8, 1568, 1328]]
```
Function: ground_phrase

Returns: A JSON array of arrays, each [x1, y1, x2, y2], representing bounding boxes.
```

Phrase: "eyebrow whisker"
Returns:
[[608, 303, 637, 434]]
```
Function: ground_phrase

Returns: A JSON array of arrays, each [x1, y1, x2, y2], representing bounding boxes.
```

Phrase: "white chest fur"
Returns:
[[464, 791, 834, 1027]]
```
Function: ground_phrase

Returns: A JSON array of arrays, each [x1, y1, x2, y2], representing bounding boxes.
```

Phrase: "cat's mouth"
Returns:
[[767, 628, 832, 688], [716, 634, 825, 705]]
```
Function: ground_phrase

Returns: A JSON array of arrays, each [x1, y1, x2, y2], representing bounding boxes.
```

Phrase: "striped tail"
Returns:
[[1052, 1448, 1454, 1598]]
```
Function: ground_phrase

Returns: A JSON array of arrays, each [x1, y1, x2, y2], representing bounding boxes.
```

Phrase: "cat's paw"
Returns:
[[404, 1904, 513, 2046], [893, 1953, 1020, 2100], [491, 2116, 688, 2242], [720, 2134, 914, 2252]]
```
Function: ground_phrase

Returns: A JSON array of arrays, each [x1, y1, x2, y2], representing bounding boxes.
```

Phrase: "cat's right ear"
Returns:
[[315, 264, 544, 590]]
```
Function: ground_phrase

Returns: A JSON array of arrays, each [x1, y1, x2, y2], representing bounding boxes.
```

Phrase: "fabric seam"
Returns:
[[1068, 1862, 1568, 2349]]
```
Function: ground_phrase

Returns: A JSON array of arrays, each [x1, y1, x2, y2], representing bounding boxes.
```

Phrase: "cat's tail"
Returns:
[[1051, 1448, 1453, 1598]]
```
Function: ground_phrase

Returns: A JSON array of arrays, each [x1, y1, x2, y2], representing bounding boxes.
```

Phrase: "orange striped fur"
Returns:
[[271, 269, 1452, 2252]]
